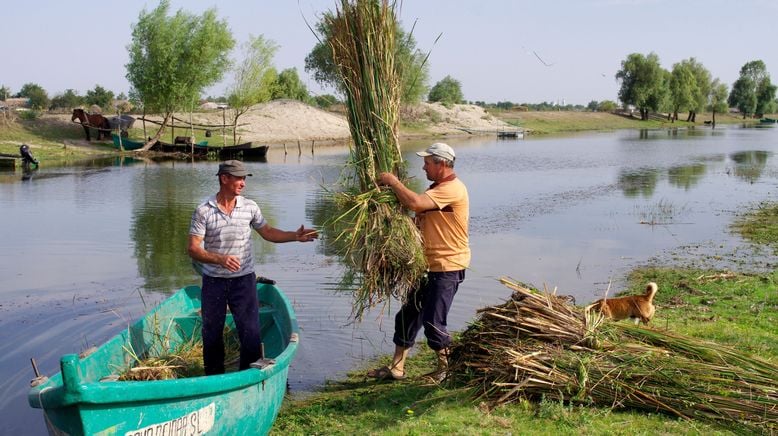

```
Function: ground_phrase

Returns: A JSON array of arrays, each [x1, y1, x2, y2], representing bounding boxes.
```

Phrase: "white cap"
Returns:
[[416, 142, 456, 161]]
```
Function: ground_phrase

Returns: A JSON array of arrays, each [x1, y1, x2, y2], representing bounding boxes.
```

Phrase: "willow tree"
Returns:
[[708, 79, 729, 126], [226, 34, 278, 145], [616, 52, 667, 120], [126, 0, 234, 150]]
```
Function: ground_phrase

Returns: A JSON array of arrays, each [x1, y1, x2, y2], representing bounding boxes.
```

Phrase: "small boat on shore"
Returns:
[[759, 117, 777, 124], [28, 281, 299, 435], [217, 142, 270, 159], [111, 134, 146, 151]]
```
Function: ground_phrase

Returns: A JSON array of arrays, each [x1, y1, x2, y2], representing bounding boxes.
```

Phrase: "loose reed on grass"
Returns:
[[450, 277, 778, 434], [326, 0, 426, 320]]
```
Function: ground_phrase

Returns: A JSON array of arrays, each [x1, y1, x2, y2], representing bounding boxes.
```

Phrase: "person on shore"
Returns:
[[188, 160, 317, 375], [370, 142, 470, 382]]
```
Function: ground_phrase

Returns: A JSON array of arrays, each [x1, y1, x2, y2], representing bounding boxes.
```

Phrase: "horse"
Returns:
[[71, 108, 111, 141]]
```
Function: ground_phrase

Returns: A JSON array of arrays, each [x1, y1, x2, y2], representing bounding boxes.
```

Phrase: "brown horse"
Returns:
[[71, 108, 111, 141]]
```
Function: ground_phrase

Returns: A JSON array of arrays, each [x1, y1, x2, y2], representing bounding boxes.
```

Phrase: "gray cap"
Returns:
[[416, 142, 456, 161], [217, 160, 253, 177]]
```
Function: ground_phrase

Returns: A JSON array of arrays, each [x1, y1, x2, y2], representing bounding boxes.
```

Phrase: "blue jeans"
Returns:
[[201, 273, 260, 375], [393, 270, 465, 351]]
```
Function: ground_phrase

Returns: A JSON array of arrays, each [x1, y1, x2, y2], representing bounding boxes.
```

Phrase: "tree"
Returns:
[[50, 89, 84, 110], [669, 61, 697, 122], [0, 85, 10, 101], [728, 60, 775, 118], [304, 14, 429, 104], [313, 94, 339, 109], [615, 53, 667, 120], [16, 83, 49, 110], [587, 100, 599, 111], [428, 75, 463, 106], [126, 0, 234, 149], [684, 58, 711, 122], [271, 68, 310, 102], [729, 77, 756, 118], [226, 34, 278, 144], [597, 100, 618, 112], [85, 85, 115, 110], [708, 78, 729, 126]]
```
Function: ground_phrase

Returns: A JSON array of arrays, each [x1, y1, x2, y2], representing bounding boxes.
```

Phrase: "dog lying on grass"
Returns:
[[585, 282, 658, 325]]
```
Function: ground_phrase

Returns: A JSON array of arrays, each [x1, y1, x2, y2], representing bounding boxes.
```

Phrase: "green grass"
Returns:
[[273, 202, 778, 435], [486, 110, 753, 135]]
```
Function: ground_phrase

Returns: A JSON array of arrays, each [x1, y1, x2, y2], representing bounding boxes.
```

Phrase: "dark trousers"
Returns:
[[393, 270, 465, 351], [201, 273, 260, 375]]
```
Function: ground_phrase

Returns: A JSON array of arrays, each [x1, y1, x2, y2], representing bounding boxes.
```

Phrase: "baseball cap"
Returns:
[[217, 160, 253, 177], [416, 142, 456, 161]]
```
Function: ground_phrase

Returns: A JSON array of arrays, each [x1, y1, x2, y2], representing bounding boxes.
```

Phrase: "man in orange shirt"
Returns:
[[371, 143, 470, 381]]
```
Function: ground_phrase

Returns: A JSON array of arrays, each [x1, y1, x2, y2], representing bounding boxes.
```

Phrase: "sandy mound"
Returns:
[[410, 102, 512, 134], [54, 100, 513, 146]]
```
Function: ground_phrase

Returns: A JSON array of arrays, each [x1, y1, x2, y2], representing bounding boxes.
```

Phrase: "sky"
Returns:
[[3, 0, 778, 106]]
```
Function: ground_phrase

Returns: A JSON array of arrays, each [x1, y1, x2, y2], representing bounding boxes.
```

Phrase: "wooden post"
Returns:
[[311, 140, 315, 155], [283, 143, 287, 155], [297, 140, 301, 155], [222, 107, 226, 147]]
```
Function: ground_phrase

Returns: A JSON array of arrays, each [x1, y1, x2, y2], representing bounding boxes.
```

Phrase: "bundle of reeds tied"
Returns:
[[450, 277, 778, 434], [325, 0, 426, 320]]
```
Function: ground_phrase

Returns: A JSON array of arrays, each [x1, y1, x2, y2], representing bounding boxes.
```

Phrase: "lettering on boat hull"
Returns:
[[125, 403, 215, 436]]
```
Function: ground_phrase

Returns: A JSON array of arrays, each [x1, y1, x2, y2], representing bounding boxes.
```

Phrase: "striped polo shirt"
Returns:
[[189, 195, 267, 278]]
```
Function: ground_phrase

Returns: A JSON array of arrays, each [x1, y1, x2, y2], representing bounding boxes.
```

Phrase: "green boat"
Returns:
[[28, 282, 299, 435], [759, 117, 777, 123], [111, 134, 146, 151]]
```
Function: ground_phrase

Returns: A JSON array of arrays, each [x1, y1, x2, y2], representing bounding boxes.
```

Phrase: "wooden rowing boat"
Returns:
[[28, 281, 299, 435]]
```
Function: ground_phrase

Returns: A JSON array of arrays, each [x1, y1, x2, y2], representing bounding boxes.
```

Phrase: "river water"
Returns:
[[2, 124, 777, 434]]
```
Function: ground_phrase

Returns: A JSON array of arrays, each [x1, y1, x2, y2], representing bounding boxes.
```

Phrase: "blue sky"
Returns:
[[3, 0, 777, 105]]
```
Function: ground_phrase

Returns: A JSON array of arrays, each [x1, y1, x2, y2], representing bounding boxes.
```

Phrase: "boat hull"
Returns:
[[111, 134, 146, 151], [28, 283, 298, 435]]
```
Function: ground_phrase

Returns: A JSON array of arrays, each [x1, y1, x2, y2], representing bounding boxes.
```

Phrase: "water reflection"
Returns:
[[668, 163, 706, 190], [730, 150, 770, 183], [617, 168, 659, 197]]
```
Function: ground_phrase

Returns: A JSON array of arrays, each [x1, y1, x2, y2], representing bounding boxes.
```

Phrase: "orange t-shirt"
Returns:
[[418, 177, 470, 272]]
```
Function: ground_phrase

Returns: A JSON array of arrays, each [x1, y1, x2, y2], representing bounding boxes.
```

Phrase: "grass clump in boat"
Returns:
[[324, 0, 426, 320], [118, 318, 240, 381], [449, 277, 778, 434]]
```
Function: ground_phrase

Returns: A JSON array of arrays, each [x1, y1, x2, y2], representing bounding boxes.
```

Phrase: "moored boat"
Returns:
[[111, 134, 146, 151], [759, 117, 777, 123], [28, 281, 299, 435], [217, 142, 270, 159]]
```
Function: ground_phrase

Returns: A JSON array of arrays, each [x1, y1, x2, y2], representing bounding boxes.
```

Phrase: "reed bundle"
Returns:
[[326, 0, 426, 320], [450, 277, 778, 434], [119, 326, 240, 381]]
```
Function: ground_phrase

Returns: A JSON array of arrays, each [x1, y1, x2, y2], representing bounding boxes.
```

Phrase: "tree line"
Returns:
[[3, 1, 775, 127], [615, 53, 775, 122]]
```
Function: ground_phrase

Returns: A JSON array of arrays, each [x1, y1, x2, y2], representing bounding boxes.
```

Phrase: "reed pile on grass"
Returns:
[[450, 277, 778, 434], [325, 0, 426, 320]]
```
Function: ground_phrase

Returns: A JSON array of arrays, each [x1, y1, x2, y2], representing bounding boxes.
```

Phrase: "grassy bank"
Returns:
[[272, 204, 778, 435], [488, 109, 755, 135]]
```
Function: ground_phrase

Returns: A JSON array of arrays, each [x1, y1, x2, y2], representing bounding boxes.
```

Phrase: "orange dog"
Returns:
[[585, 282, 658, 325]]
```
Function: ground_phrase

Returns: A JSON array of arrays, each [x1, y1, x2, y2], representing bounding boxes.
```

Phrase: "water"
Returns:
[[2, 124, 778, 434]]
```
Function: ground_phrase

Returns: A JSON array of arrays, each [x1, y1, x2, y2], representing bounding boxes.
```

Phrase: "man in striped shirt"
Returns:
[[188, 160, 317, 375]]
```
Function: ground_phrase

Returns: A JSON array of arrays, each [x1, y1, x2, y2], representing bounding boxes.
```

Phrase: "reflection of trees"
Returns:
[[617, 168, 659, 198], [131, 169, 201, 294], [668, 163, 706, 190], [730, 151, 770, 183]]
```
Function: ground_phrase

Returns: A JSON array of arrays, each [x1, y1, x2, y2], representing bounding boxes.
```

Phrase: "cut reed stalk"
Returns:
[[326, 0, 426, 320], [450, 277, 778, 434]]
